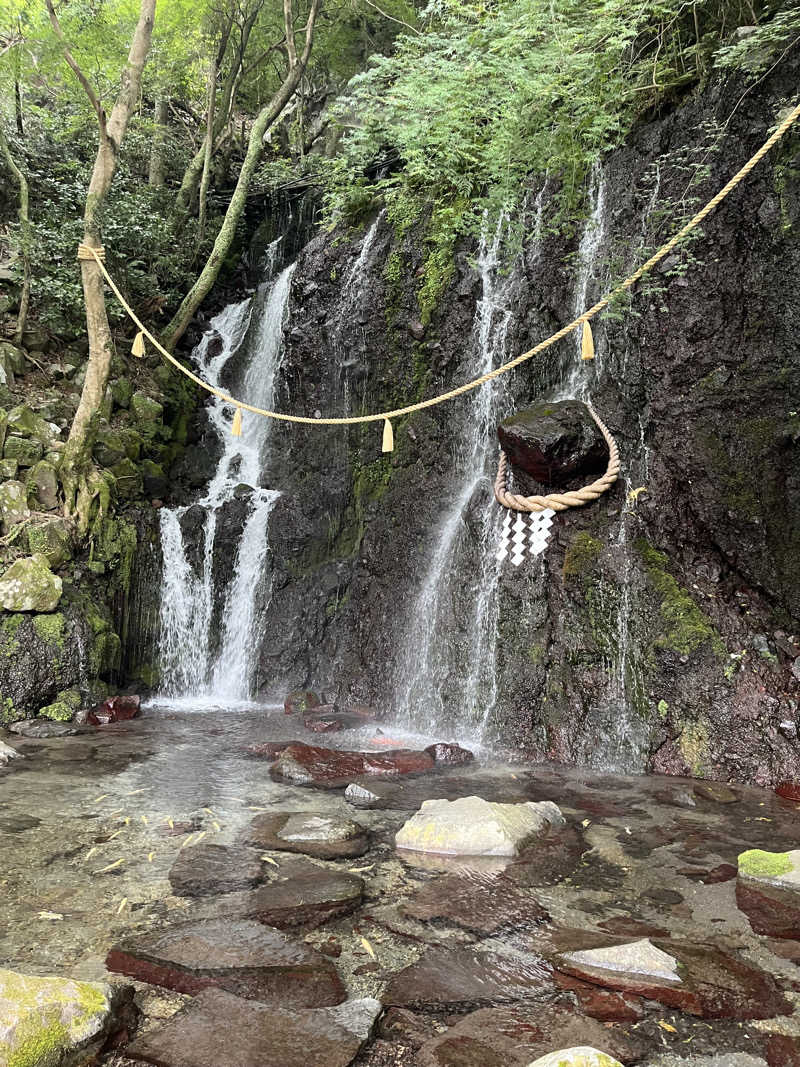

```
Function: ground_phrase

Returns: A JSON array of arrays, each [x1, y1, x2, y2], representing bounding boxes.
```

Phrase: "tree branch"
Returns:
[[44, 0, 108, 141], [284, 0, 298, 68], [362, 0, 420, 36]]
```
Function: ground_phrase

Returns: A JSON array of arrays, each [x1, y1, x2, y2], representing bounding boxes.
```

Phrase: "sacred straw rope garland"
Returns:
[[77, 97, 799, 505]]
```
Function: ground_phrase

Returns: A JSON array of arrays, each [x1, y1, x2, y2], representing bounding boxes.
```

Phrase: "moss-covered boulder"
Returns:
[[110, 376, 133, 410], [4, 435, 43, 468], [142, 459, 167, 498], [0, 457, 18, 479], [0, 480, 31, 533], [110, 458, 143, 500], [0, 554, 62, 612], [0, 967, 116, 1067], [6, 404, 52, 445], [27, 518, 73, 568], [130, 392, 163, 440], [27, 461, 59, 511], [37, 699, 74, 722], [736, 849, 800, 938]]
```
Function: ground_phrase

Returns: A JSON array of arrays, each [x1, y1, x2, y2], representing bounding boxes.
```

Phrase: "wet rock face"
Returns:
[[124, 988, 380, 1067], [497, 401, 608, 486], [106, 918, 345, 1007]]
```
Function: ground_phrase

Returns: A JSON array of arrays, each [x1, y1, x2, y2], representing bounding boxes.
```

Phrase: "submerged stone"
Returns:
[[9, 718, 82, 738], [124, 987, 380, 1067], [0, 553, 62, 611], [497, 400, 607, 485], [0, 968, 122, 1067], [561, 940, 681, 985], [403, 869, 549, 934], [169, 843, 265, 897], [106, 918, 345, 1007], [736, 849, 800, 938], [270, 743, 435, 788], [244, 812, 370, 859], [395, 796, 565, 857]]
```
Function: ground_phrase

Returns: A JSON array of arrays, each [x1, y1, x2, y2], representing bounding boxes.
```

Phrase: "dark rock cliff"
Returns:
[[150, 58, 799, 786]]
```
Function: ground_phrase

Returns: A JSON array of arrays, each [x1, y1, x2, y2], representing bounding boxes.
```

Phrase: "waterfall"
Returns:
[[333, 212, 385, 413], [155, 254, 295, 706], [394, 218, 516, 740]]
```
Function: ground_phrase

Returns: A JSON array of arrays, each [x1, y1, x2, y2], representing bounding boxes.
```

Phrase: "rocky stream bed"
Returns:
[[4, 707, 800, 1065]]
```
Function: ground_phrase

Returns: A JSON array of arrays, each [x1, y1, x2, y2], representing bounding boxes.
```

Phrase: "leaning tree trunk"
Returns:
[[148, 94, 168, 187], [46, 0, 156, 528], [197, 58, 218, 247], [0, 124, 31, 345], [162, 0, 321, 350]]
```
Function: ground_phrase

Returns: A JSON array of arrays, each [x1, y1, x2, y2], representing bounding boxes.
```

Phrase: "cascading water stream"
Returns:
[[155, 252, 296, 705], [395, 219, 517, 741]]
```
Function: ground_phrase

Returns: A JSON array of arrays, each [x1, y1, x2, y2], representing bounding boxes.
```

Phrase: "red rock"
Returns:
[[552, 973, 643, 1021], [106, 918, 345, 1007], [87, 694, 140, 726], [270, 743, 435, 789], [123, 987, 380, 1067], [736, 877, 800, 939], [776, 781, 800, 802], [679, 862, 737, 884], [284, 691, 320, 715], [766, 1034, 800, 1066], [424, 743, 474, 766]]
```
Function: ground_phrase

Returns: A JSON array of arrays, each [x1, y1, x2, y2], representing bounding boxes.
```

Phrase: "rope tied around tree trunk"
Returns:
[[77, 243, 106, 261]]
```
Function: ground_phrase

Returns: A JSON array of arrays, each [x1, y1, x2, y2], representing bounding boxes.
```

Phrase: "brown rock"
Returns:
[[87, 694, 140, 726], [424, 742, 474, 766], [736, 876, 800, 939], [124, 987, 380, 1067], [270, 743, 435, 789], [245, 741, 301, 760], [382, 947, 552, 1011], [243, 812, 369, 860], [402, 871, 548, 934], [169, 844, 265, 897], [106, 919, 345, 1007], [776, 781, 800, 802]]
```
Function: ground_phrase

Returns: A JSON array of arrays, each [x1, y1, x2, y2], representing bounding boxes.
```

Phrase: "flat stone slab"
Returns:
[[244, 812, 369, 860], [270, 743, 435, 788], [169, 844, 265, 897], [191, 858, 364, 929], [125, 987, 380, 1067], [402, 870, 549, 934], [395, 796, 565, 857], [382, 947, 552, 1011], [414, 1004, 643, 1067], [736, 849, 800, 938], [8, 719, 84, 738], [554, 936, 789, 1019], [106, 918, 345, 1007]]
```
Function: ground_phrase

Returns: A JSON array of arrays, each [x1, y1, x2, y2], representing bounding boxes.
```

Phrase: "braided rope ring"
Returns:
[[494, 404, 620, 513]]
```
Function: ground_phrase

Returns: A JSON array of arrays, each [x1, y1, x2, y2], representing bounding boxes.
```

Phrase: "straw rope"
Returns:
[[494, 404, 620, 513], [75, 97, 799, 514]]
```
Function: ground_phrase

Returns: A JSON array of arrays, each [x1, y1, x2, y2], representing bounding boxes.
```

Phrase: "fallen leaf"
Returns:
[[93, 794, 110, 803], [193, 831, 206, 845], [141, 815, 148, 826], [626, 485, 648, 504], [108, 828, 125, 840], [657, 1021, 677, 1033], [85, 847, 99, 861], [94, 858, 124, 874], [261, 855, 279, 866], [211, 821, 221, 832], [581, 819, 591, 827], [147, 852, 155, 862], [348, 865, 374, 873], [360, 936, 376, 960], [180, 834, 195, 849], [127, 789, 146, 796], [38, 911, 63, 921], [117, 897, 128, 914]]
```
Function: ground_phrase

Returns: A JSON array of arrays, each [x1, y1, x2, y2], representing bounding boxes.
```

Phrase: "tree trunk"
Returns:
[[0, 125, 31, 344], [148, 94, 168, 187], [161, 0, 321, 352], [46, 0, 156, 527], [197, 59, 217, 246]]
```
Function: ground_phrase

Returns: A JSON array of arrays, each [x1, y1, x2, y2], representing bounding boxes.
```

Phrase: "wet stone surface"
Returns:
[[243, 811, 370, 859], [3, 707, 800, 1066]]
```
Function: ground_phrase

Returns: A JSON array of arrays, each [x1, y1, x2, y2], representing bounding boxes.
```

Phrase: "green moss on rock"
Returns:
[[636, 540, 725, 657], [738, 849, 793, 879], [32, 612, 65, 649], [563, 532, 604, 584], [37, 700, 74, 722]]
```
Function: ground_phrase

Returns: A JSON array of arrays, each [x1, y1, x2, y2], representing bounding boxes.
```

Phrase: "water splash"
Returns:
[[394, 217, 517, 740], [155, 253, 295, 705]]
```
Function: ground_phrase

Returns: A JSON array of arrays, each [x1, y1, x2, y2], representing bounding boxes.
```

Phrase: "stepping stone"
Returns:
[[382, 947, 552, 1011], [191, 858, 364, 929], [244, 812, 369, 860], [106, 918, 345, 1007], [414, 1004, 644, 1067], [270, 743, 435, 788], [169, 844, 265, 897], [736, 848, 800, 938], [395, 796, 565, 857], [554, 936, 789, 1019], [125, 987, 380, 1067], [402, 870, 549, 934]]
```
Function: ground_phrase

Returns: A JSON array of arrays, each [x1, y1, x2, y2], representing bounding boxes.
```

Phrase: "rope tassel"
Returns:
[[381, 418, 394, 453], [131, 331, 146, 358], [232, 407, 243, 437], [581, 320, 595, 361]]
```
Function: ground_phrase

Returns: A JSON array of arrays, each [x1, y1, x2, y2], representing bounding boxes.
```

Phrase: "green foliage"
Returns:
[[715, 5, 800, 74]]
